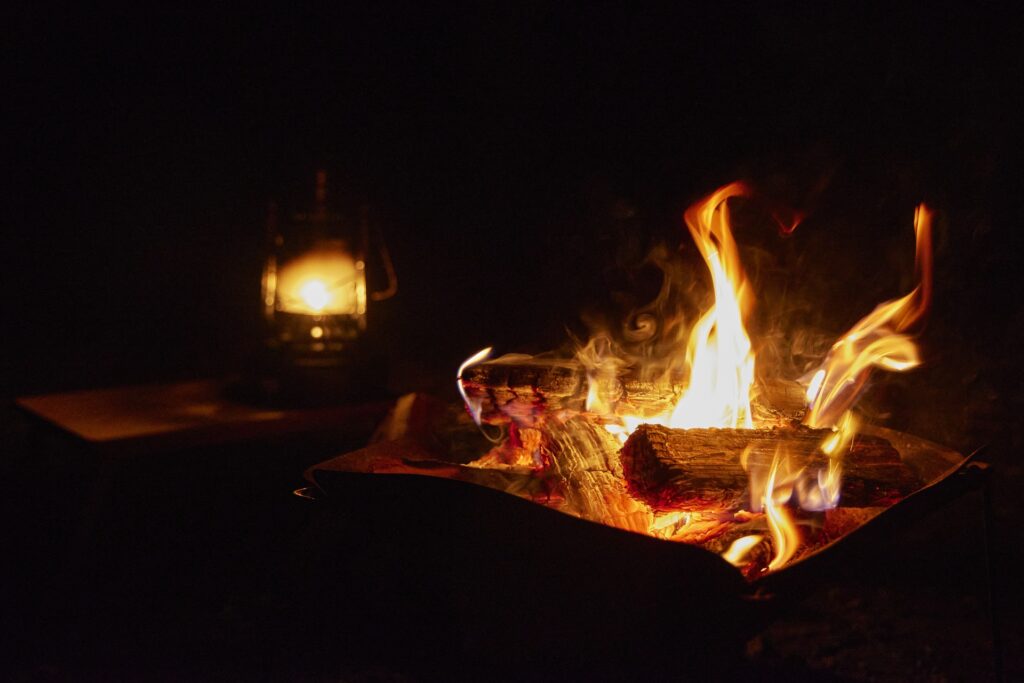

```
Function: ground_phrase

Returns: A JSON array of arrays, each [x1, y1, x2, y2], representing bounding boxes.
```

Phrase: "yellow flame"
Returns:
[[805, 369, 826, 404], [821, 409, 858, 457], [722, 534, 764, 567], [586, 183, 757, 437], [670, 183, 755, 429], [804, 205, 933, 428], [299, 280, 331, 312], [790, 409, 859, 512], [580, 334, 623, 415], [457, 347, 493, 425], [764, 446, 801, 571], [276, 247, 365, 315]]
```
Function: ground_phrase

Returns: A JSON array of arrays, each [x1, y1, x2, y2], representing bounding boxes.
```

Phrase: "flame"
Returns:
[[805, 369, 826, 403], [299, 280, 331, 312], [821, 409, 858, 458], [457, 347, 493, 425], [451, 188, 935, 576], [764, 446, 800, 571], [793, 409, 859, 511], [670, 183, 755, 429], [722, 534, 763, 567], [804, 205, 933, 428], [579, 334, 623, 416], [586, 183, 757, 437], [276, 247, 366, 316]]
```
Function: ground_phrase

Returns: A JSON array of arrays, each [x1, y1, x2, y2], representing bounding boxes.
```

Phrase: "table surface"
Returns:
[[16, 379, 391, 454]]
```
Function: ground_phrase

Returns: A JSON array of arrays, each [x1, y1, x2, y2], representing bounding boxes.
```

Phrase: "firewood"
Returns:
[[620, 424, 919, 512], [460, 356, 807, 427], [459, 357, 586, 425]]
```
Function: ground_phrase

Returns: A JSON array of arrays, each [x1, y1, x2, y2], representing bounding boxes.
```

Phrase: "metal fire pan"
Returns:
[[753, 426, 984, 595], [300, 426, 980, 673]]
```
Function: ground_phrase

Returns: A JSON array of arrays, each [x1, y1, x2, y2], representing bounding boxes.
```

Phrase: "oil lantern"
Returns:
[[259, 171, 396, 400]]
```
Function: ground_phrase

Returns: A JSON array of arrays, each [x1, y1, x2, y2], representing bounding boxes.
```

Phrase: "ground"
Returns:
[[1, 391, 1018, 681]]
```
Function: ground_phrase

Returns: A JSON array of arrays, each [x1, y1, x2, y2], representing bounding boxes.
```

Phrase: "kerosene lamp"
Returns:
[[258, 171, 396, 402]]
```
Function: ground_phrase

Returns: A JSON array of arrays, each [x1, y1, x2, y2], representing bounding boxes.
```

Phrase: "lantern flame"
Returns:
[[275, 247, 365, 316], [299, 280, 331, 312]]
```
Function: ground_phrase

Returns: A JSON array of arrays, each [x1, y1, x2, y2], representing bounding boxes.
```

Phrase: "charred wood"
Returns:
[[620, 424, 919, 512], [460, 357, 806, 427]]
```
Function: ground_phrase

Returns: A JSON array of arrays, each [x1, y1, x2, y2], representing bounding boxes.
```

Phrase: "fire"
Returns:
[[722, 535, 763, 567], [298, 280, 332, 312], [275, 247, 366, 316], [670, 183, 756, 429], [764, 447, 800, 571], [804, 205, 933, 428], [584, 183, 757, 437], [454, 186, 937, 576]]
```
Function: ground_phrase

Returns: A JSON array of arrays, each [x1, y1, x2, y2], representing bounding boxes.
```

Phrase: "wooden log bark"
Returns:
[[460, 356, 807, 427], [620, 424, 920, 512], [459, 357, 586, 426]]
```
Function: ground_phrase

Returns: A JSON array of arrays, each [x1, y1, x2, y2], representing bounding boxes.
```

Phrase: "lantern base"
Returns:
[[231, 338, 389, 408]]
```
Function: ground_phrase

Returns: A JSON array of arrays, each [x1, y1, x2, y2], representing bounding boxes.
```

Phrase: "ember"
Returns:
[[453, 183, 937, 577]]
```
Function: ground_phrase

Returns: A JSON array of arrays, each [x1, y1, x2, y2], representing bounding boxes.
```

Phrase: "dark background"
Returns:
[[5, 4, 1024, 680]]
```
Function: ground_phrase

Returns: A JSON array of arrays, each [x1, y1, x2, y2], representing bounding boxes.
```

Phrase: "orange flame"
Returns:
[[670, 183, 756, 428], [275, 248, 366, 315], [804, 205, 933, 428], [764, 446, 800, 571], [454, 189, 934, 576], [722, 534, 764, 567], [794, 409, 858, 512], [587, 183, 757, 437]]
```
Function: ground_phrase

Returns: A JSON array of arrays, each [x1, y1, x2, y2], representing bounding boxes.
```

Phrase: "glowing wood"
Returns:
[[460, 358, 806, 427], [620, 424, 919, 512]]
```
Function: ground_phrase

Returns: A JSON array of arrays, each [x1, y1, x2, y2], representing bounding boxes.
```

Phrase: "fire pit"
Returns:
[[300, 396, 981, 676], [296, 184, 988, 676]]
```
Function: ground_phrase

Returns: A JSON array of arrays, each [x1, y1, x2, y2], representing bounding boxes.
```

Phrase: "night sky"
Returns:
[[7, 5, 1022, 428]]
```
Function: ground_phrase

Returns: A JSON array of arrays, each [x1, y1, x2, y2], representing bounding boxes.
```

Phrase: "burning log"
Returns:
[[460, 357, 807, 427], [460, 357, 585, 425], [620, 424, 920, 512]]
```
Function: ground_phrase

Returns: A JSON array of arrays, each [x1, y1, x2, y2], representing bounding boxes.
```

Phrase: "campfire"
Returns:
[[309, 182, 965, 582], [457, 183, 939, 577]]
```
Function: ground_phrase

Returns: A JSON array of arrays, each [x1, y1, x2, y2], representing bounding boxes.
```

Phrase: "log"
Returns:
[[460, 356, 807, 427], [459, 356, 585, 426], [620, 424, 920, 512]]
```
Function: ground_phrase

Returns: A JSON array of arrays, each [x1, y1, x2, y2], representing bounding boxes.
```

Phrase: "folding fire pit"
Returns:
[[294, 186, 990, 677], [296, 392, 985, 678]]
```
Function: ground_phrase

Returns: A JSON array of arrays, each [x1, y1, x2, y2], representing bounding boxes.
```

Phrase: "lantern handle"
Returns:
[[361, 206, 398, 302]]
